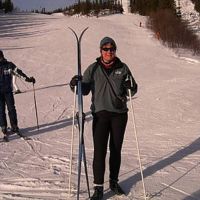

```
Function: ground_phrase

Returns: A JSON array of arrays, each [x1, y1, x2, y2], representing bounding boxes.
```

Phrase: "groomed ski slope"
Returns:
[[0, 12, 200, 200]]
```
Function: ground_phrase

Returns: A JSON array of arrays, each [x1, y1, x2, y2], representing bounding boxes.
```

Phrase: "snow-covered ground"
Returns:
[[0, 11, 200, 200]]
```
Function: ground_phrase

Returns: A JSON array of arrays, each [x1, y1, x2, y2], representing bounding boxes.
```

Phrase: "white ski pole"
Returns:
[[128, 78, 147, 200], [68, 85, 77, 196]]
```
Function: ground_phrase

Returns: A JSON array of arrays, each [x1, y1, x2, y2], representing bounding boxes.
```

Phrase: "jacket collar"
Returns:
[[96, 57, 122, 69]]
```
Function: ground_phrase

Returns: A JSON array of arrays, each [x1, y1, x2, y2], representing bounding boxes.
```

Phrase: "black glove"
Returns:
[[70, 75, 82, 89], [123, 80, 132, 89], [26, 76, 36, 84]]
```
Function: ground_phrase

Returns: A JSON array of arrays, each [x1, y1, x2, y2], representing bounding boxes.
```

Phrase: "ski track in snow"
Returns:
[[179, 56, 200, 64]]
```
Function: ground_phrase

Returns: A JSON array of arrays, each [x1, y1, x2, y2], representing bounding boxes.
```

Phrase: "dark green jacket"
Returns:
[[82, 57, 137, 113]]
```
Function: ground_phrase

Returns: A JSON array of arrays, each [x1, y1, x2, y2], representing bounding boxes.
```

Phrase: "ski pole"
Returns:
[[32, 83, 39, 130], [68, 85, 77, 196], [128, 78, 147, 200]]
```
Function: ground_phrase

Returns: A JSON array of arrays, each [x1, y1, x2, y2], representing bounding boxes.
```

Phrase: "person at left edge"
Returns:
[[0, 50, 36, 141]]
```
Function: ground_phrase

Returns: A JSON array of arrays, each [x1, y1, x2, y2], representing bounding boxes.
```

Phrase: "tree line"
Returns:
[[130, 0, 176, 15], [64, 0, 123, 16], [30, 0, 123, 16], [0, 0, 13, 13], [191, 0, 200, 13], [130, 0, 200, 55]]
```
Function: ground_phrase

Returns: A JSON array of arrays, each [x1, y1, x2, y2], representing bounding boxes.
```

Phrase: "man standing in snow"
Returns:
[[70, 37, 138, 200], [0, 50, 35, 142]]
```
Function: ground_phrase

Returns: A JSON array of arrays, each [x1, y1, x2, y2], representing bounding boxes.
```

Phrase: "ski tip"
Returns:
[[68, 27, 89, 34]]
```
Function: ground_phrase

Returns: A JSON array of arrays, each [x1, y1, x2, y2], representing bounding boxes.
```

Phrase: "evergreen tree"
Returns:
[[192, 0, 200, 13], [176, 0, 181, 18], [0, 0, 3, 9], [131, 0, 176, 16], [3, 0, 13, 13], [64, 0, 122, 16], [93, 0, 100, 16], [41, 7, 46, 14], [158, 0, 175, 10]]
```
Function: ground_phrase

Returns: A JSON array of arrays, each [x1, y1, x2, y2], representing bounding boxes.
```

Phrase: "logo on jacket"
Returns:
[[115, 70, 122, 75], [4, 69, 12, 75]]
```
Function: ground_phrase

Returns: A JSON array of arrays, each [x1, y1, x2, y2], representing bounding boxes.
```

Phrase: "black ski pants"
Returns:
[[92, 110, 128, 185], [0, 91, 18, 129]]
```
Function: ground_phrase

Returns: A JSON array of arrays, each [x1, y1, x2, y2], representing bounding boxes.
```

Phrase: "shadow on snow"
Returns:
[[0, 12, 60, 39], [104, 137, 200, 199]]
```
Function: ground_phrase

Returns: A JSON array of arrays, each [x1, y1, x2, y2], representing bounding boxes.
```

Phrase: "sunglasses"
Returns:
[[101, 47, 116, 52]]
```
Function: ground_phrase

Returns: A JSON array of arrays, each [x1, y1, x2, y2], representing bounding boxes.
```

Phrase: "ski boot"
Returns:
[[11, 126, 26, 138], [90, 186, 103, 200], [3, 134, 9, 142], [1, 127, 9, 142], [109, 180, 125, 195], [11, 126, 19, 133]]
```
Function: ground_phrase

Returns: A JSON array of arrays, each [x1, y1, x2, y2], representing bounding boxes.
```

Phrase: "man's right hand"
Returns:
[[26, 76, 36, 84], [70, 75, 82, 89]]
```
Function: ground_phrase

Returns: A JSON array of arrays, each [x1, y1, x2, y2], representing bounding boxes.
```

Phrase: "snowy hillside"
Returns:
[[175, 0, 200, 32], [0, 11, 200, 200]]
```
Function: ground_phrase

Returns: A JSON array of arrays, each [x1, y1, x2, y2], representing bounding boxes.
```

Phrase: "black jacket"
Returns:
[[0, 59, 28, 93]]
